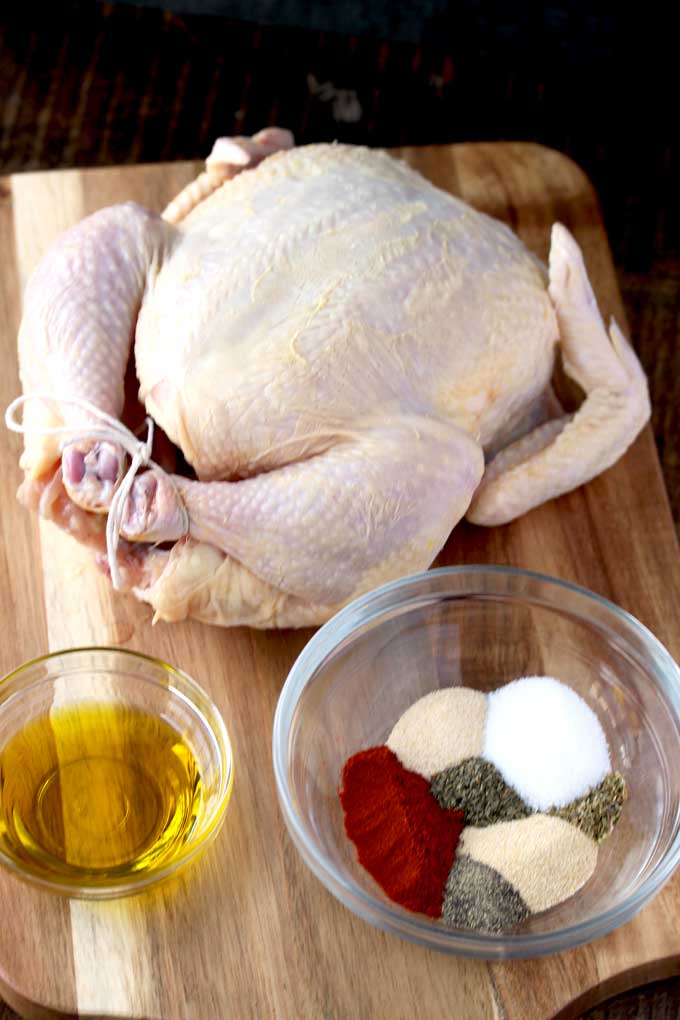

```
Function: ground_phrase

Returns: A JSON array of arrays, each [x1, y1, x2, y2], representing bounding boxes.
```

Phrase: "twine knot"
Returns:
[[5, 392, 189, 589]]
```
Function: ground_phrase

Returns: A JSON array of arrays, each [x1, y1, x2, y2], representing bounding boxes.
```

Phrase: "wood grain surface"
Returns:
[[0, 143, 679, 1020]]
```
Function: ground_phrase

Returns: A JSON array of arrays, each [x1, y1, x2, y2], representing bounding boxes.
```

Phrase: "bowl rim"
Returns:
[[0, 645, 234, 898], [273, 564, 680, 959]]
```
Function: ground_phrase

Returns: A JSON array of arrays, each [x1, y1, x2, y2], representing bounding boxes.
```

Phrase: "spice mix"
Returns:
[[339, 676, 627, 933]]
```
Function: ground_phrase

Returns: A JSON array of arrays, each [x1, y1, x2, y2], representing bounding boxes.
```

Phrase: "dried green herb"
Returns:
[[549, 772, 626, 843], [441, 854, 529, 933], [430, 757, 531, 826]]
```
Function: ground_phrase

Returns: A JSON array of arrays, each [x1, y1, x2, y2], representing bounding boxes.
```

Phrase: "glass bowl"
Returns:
[[0, 647, 233, 898], [273, 566, 680, 959]]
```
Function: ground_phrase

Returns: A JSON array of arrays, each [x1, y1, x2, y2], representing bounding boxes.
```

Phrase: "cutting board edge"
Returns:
[[1, 142, 679, 1020], [554, 954, 680, 1020], [4, 138, 599, 198]]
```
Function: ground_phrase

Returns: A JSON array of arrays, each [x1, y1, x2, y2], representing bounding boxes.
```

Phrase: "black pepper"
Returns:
[[442, 854, 529, 933]]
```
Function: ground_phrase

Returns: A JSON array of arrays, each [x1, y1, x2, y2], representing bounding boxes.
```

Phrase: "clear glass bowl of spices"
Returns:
[[273, 566, 680, 959]]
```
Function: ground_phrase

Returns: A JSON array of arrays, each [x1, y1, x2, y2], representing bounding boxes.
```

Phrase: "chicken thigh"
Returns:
[[11, 133, 649, 628]]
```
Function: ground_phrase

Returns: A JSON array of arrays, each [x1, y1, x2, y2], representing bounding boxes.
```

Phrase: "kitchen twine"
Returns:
[[5, 393, 189, 590]]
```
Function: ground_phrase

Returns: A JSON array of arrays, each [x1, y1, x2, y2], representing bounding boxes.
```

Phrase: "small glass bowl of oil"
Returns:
[[0, 647, 233, 898]]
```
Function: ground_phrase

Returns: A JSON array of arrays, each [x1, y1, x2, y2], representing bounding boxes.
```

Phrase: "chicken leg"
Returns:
[[120, 415, 484, 605], [19, 202, 170, 513]]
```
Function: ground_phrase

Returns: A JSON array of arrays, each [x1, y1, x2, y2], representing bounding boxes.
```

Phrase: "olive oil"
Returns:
[[0, 703, 204, 884]]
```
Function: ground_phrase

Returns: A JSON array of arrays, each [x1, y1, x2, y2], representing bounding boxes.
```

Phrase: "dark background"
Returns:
[[0, 4, 679, 1017], [1, 0, 676, 272]]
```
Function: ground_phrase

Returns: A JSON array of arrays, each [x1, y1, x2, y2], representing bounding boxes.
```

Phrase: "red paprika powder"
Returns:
[[339, 745, 464, 918]]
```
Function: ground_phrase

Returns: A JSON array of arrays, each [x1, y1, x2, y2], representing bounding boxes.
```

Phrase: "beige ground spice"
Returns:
[[387, 688, 487, 779], [460, 814, 598, 914]]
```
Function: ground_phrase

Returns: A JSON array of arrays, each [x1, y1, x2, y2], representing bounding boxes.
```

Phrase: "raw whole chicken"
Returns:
[[11, 130, 650, 628]]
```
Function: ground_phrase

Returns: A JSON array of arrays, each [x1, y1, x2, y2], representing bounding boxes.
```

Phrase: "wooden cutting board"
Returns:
[[1, 143, 679, 1020]]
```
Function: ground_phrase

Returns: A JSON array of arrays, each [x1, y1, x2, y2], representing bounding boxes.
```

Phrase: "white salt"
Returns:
[[482, 676, 610, 811]]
